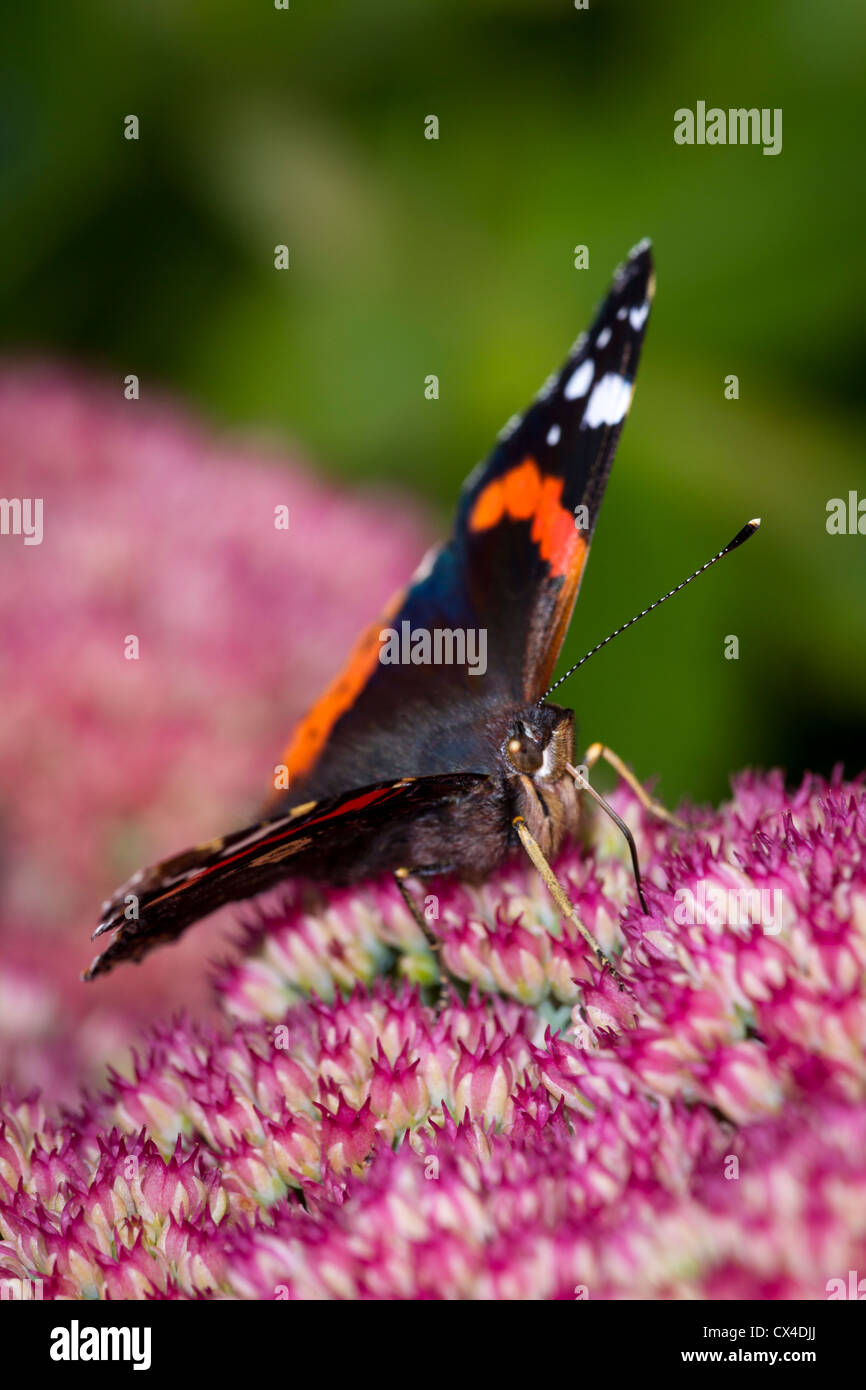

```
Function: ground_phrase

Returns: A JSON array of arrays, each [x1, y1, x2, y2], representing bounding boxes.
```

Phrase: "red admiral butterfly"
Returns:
[[85, 242, 758, 981]]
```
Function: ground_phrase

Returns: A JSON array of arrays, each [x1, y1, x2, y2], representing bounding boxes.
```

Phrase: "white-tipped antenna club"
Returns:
[[540, 518, 761, 703]]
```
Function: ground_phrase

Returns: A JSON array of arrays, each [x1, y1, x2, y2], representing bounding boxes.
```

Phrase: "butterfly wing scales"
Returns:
[[280, 242, 654, 801], [85, 773, 487, 979], [89, 245, 654, 977]]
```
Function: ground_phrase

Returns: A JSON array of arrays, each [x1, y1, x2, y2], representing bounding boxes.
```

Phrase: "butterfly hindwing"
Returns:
[[85, 773, 488, 979]]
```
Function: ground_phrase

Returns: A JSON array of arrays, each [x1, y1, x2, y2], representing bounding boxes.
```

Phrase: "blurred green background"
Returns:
[[3, 0, 865, 805]]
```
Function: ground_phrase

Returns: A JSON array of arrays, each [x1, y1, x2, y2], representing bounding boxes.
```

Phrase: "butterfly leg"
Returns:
[[394, 868, 443, 954], [394, 868, 460, 1005], [581, 742, 688, 831], [566, 761, 649, 914], [511, 816, 619, 977]]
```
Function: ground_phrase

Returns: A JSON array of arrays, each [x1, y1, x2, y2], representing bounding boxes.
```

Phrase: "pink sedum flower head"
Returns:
[[2, 769, 866, 1298]]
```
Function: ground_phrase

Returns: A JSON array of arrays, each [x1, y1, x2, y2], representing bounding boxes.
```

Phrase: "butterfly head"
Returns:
[[503, 702, 574, 782]]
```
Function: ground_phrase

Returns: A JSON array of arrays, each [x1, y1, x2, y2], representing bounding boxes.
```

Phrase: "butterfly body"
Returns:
[[281, 696, 580, 878], [85, 243, 655, 979]]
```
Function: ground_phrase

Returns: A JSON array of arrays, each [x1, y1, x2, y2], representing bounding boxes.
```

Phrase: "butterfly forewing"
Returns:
[[279, 241, 654, 798]]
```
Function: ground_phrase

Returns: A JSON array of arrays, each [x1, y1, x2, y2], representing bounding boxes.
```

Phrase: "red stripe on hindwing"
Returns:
[[145, 784, 405, 908]]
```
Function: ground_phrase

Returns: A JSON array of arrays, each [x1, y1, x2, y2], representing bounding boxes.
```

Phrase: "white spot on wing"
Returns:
[[411, 546, 438, 584], [582, 373, 633, 429], [546, 423, 561, 446], [629, 303, 649, 331], [596, 326, 611, 349], [564, 359, 594, 401], [616, 306, 628, 320]]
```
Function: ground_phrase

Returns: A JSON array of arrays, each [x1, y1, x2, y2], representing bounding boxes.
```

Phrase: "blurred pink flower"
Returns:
[[0, 363, 432, 1099]]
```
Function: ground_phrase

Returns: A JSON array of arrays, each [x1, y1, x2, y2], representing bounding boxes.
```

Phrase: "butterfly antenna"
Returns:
[[540, 518, 761, 703]]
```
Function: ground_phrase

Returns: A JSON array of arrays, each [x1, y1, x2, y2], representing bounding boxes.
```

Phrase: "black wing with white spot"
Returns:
[[448, 238, 655, 701], [278, 242, 655, 801]]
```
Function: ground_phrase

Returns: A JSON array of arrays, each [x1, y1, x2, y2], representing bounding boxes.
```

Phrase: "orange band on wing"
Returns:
[[469, 457, 585, 579], [535, 553, 587, 695], [502, 458, 542, 519], [274, 589, 404, 791]]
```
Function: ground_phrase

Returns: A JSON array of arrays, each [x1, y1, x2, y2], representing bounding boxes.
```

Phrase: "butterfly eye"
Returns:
[[504, 729, 543, 775]]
